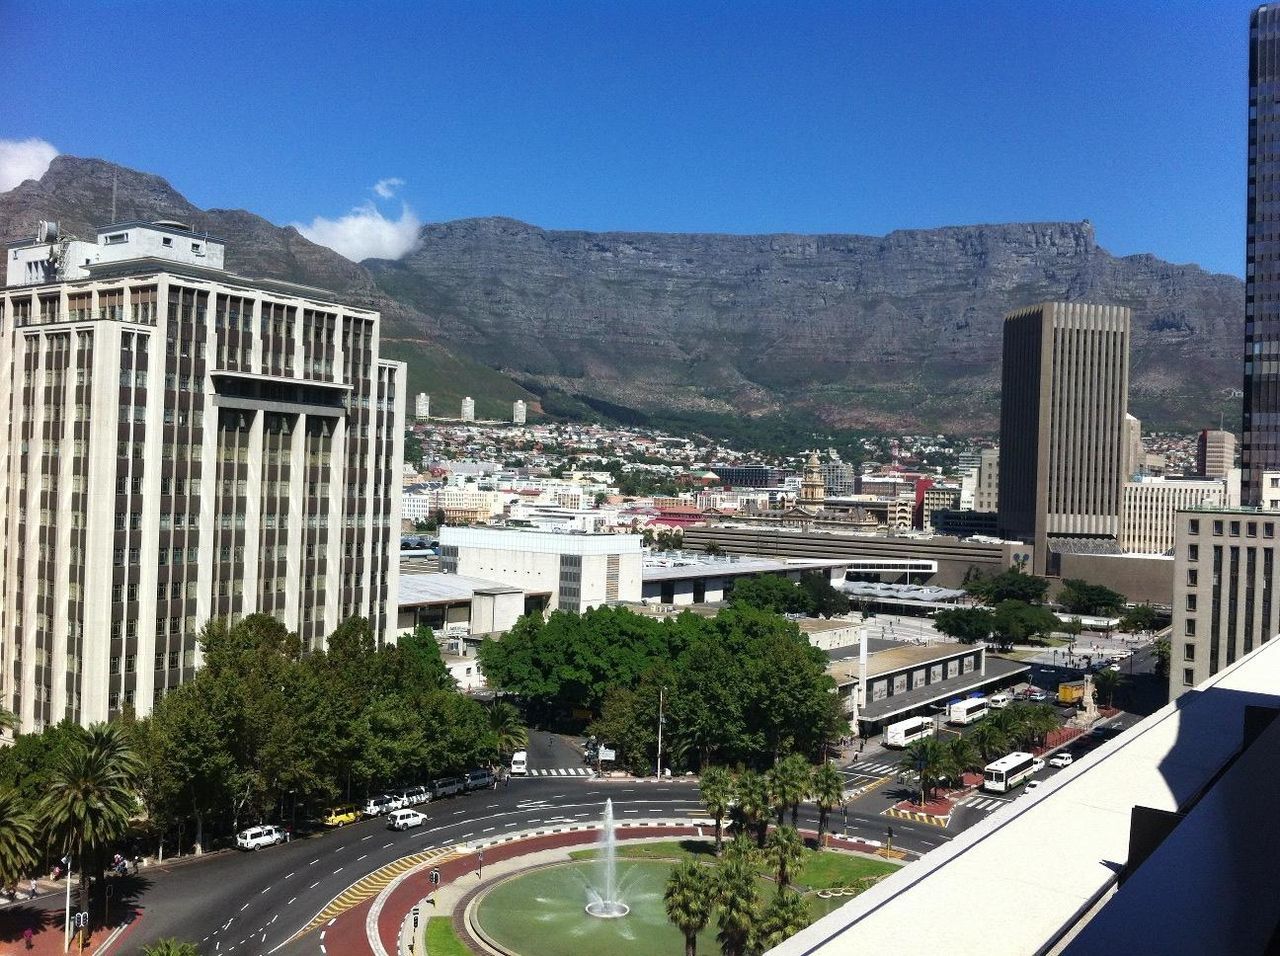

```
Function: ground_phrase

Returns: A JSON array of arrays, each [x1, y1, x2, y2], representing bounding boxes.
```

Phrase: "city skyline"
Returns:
[[0, 2, 1254, 274]]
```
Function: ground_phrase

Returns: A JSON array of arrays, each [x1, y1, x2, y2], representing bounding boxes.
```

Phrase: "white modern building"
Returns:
[[460, 396, 475, 421], [439, 526, 642, 612], [512, 399, 526, 425], [0, 220, 405, 732], [1120, 476, 1227, 554], [414, 392, 430, 421]]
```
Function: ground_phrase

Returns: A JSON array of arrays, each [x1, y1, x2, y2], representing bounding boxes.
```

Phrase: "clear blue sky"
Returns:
[[0, 0, 1253, 274]]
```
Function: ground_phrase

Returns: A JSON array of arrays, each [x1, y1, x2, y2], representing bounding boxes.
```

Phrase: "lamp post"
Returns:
[[655, 686, 665, 781]]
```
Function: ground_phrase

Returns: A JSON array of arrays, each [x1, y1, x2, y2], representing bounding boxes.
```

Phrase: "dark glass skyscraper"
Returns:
[[1244, 6, 1280, 504]]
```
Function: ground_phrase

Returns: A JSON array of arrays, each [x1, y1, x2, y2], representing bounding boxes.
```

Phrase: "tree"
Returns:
[[41, 723, 141, 925], [1058, 579, 1124, 616], [714, 852, 760, 956], [1093, 668, 1124, 708], [943, 735, 980, 787], [753, 888, 812, 952], [1153, 637, 1171, 678], [764, 825, 805, 888], [965, 569, 1050, 605], [798, 574, 850, 618], [0, 788, 35, 892], [902, 736, 949, 805], [734, 769, 771, 848], [664, 859, 716, 956], [488, 701, 527, 763], [810, 763, 844, 845], [1120, 604, 1159, 633], [990, 600, 1060, 648], [768, 754, 812, 827], [141, 942, 201, 956], [729, 575, 810, 615], [932, 608, 995, 644], [967, 720, 1009, 763], [699, 766, 736, 854]]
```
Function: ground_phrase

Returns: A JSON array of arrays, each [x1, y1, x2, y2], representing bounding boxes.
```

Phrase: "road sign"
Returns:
[[598, 747, 617, 762]]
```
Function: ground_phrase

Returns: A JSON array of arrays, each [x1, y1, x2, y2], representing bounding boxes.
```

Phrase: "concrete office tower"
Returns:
[[0, 221, 405, 732], [1244, 6, 1280, 503], [1123, 413, 1144, 479], [1121, 477, 1227, 554], [460, 396, 475, 422], [512, 399, 526, 425], [1197, 428, 1235, 479], [415, 392, 430, 421], [973, 448, 999, 513], [997, 302, 1131, 575]]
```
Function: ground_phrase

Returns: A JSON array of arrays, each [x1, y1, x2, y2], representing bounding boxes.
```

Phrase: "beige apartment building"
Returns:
[[997, 302, 1131, 575], [0, 221, 405, 732], [1196, 428, 1235, 480], [1121, 476, 1227, 554], [973, 447, 999, 513]]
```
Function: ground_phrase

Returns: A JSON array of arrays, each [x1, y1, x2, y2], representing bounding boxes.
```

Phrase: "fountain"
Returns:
[[585, 798, 630, 918]]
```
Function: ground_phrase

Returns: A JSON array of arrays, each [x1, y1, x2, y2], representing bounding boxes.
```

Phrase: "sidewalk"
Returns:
[[0, 902, 134, 955]]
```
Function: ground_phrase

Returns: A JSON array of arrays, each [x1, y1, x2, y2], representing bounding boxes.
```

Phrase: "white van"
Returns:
[[989, 693, 1012, 710], [510, 750, 528, 776], [387, 808, 426, 831]]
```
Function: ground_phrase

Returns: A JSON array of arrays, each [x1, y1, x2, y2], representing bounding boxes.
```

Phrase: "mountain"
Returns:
[[0, 156, 536, 420], [368, 217, 1244, 432], [1, 157, 1244, 433]]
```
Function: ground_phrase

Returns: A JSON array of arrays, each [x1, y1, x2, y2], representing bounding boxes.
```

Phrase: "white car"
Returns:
[[1024, 780, 1043, 794], [1032, 757, 1046, 772], [236, 825, 285, 851], [387, 808, 427, 831], [1048, 752, 1074, 768], [364, 794, 399, 817]]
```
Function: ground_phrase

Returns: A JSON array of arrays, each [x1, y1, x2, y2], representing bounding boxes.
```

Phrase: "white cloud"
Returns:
[[0, 137, 58, 192], [294, 201, 422, 262], [372, 177, 405, 199]]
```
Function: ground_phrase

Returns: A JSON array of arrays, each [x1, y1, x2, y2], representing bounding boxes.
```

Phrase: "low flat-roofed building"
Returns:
[[396, 572, 549, 637], [771, 634, 1280, 956], [640, 552, 850, 606]]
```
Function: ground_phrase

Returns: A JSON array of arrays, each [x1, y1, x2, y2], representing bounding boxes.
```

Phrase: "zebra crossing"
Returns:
[[842, 760, 900, 777], [527, 767, 594, 776], [955, 794, 1010, 813]]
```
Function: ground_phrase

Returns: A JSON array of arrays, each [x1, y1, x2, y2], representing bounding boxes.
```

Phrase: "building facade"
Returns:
[[1121, 477, 1227, 554], [512, 399, 526, 425], [997, 302, 1131, 574], [460, 396, 475, 422], [1196, 428, 1235, 479], [973, 447, 999, 513], [1244, 6, 1280, 504], [1172, 507, 1280, 695], [1123, 413, 1144, 479], [414, 392, 430, 421], [0, 221, 404, 732]]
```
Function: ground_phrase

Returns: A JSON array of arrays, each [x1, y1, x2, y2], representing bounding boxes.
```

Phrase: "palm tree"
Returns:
[[714, 853, 760, 956], [1093, 669, 1123, 709], [488, 700, 527, 763], [141, 941, 201, 956], [699, 766, 735, 855], [764, 825, 805, 888], [902, 736, 948, 806], [768, 753, 812, 827], [943, 735, 980, 788], [664, 859, 716, 956], [734, 770, 771, 848], [41, 722, 142, 925], [753, 887, 812, 952], [810, 763, 844, 845], [0, 788, 36, 892], [967, 719, 1009, 762], [0, 708, 16, 735]]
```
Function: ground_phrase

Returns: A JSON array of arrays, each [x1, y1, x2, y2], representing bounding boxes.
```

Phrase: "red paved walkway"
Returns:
[[0, 902, 141, 955]]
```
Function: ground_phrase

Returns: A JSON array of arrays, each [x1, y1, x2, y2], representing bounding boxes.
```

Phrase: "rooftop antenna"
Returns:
[[111, 172, 117, 223]]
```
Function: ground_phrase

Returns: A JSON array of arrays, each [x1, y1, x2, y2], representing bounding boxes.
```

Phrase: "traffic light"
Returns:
[[430, 868, 440, 886], [413, 906, 420, 929]]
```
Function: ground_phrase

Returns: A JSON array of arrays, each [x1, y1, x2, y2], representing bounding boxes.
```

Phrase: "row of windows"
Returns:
[[1187, 517, 1277, 539]]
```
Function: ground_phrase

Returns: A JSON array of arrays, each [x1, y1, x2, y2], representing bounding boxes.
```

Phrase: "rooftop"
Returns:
[[398, 573, 536, 607]]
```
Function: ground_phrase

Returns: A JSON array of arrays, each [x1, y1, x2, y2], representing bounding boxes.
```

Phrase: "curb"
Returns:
[[884, 806, 951, 828]]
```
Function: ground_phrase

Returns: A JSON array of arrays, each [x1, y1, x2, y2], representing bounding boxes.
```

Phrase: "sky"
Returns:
[[0, 1, 1254, 272]]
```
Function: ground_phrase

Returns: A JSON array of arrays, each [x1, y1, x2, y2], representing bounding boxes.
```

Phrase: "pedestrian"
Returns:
[[29, 877, 36, 898], [24, 926, 34, 949]]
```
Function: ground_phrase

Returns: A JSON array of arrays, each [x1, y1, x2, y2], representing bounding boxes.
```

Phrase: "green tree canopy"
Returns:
[[932, 607, 995, 644], [966, 569, 1050, 605], [1058, 579, 1125, 616]]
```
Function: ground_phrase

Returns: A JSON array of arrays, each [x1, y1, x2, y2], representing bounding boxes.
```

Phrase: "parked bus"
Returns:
[[982, 751, 1038, 793], [947, 696, 989, 726], [884, 715, 933, 748]]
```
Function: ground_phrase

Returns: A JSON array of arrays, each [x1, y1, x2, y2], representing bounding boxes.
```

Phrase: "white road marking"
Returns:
[[357, 854, 367, 861], [482, 827, 495, 832], [309, 858, 319, 866], [383, 842, 394, 848], [361, 834, 373, 841], [332, 867, 343, 874], [309, 881, 320, 889], [240, 902, 250, 911], [287, 897, 296, 906], [284, 871, 294, 880]]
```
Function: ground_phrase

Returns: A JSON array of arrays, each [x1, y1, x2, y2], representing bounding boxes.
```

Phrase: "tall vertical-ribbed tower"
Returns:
[[997, 302, 1131, 575]]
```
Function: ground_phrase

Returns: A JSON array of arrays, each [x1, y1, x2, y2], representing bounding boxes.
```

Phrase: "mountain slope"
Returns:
[[0, 156, 536, 420], [368, 216, 1243, 431]]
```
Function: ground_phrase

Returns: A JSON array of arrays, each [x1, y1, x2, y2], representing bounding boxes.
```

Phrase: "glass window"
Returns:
[[1183, 668, 1195, 686]]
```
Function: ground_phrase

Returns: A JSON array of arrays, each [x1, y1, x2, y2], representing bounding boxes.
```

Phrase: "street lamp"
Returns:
[[655, 686, 666, 781]]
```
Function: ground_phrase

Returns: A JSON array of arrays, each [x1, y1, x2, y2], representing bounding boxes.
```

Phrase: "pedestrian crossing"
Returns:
[[842, 761, 900, 777], [527, 767, 594, 776], [955, 794, 1009, 812]]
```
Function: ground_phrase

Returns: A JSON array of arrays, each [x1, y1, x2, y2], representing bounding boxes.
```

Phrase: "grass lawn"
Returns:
[[424, 916, 470, 956], [570, 839, 899, 891]]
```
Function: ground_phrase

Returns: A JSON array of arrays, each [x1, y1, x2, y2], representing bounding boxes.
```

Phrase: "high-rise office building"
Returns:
[[973, 447, 999, 513], [1123, 413, 1144, 479], [512, 399, 526, 425], [1196, 428, 1236, 479], [997, 302, 1131, 574], [0, 220, 405, 732], [460, 396, 475, 422], [415, 392, 430, 421], [1244, 6, 1280, 504]]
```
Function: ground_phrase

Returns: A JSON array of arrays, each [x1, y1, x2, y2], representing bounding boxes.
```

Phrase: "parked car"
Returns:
[[399, 786, 431, 806], [988, 693, 1012, 710], [387, 809, 427, 831], [1048, 753, 1074, 768], [236, 825, 285, 851], [432, 777, 465, 799], [1026, 688, 1049, 702], [510, 750, 528, 776], [465, 768, 496, 791], [322, 806, 360, 827], [1032, 757, 1046, 773], [364, 794, 399, 817]]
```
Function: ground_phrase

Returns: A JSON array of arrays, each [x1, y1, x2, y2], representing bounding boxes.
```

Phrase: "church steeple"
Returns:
[[800, 451, 825, 506]]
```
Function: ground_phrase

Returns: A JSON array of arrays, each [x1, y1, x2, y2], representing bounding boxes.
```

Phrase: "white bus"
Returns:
[[884, 716, 934, 748], [982, 751, 1038, 793], [947, 696, 989, 726]]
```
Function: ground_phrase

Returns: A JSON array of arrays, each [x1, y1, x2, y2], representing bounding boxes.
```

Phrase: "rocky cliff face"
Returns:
[[369, 217, 1243, 431], [1, 157, 1243, 433]]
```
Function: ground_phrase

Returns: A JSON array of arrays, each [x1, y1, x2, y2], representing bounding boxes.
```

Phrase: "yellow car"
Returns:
[[322, 806, 360, 827]]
